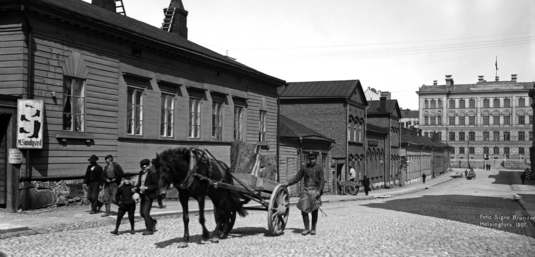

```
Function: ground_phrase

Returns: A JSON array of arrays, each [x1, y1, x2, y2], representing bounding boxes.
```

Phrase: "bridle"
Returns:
[[178, 148, 224, 190]]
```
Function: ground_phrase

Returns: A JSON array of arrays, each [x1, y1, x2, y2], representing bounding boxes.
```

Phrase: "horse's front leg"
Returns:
[[197, 197, 211, 241], [177, 192, 190, 248]]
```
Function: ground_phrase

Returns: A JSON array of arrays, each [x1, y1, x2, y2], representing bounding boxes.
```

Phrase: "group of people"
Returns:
[[83, 155, 166, 235]]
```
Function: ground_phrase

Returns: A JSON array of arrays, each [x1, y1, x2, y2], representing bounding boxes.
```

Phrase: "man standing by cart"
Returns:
[[284, 152, 325, 236], [101, 155, 124, 217]]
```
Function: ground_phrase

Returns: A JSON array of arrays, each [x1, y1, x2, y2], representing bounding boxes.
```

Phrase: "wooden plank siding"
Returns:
[[0, 23, 25, 96]]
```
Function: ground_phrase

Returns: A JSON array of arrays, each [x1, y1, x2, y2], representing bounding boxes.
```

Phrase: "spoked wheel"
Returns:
[[345, 184, 359, 195], [267, 184, 289, 236]]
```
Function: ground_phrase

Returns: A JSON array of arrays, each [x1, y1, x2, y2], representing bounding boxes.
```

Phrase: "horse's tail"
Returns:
[[230, 190, 248, 217]]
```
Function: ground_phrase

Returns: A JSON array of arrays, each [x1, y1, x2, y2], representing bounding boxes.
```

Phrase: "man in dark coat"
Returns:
[[135, 159, 160, 235], [101, 155, 125, 217], [84, 155, 103, 214], [362, 175, 371, 196], [284, 153, 324, 236]]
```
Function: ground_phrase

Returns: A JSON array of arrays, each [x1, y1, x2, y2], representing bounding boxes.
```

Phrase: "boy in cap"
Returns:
[[284, 152, 325, 235], [111, 177, 137, 235], [84, 155, 103, 214], [135, 159, 160, 235]]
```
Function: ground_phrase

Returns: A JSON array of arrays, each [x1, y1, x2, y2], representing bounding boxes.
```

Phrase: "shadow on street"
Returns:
[[364, 194, 535, 238], [489, 170, 535, 185]]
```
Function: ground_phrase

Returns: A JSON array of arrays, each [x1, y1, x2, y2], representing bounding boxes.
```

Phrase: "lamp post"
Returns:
[[528, 84, 535, 172]]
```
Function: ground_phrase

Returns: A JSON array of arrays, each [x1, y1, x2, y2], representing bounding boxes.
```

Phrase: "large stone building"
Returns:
[[0, 0, 284, 211], [418, 74, 533, 169], [400, 109, 419, 129]]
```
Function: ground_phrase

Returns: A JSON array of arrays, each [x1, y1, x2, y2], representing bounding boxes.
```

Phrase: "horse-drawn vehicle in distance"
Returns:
[[153, 143, 290, 247]]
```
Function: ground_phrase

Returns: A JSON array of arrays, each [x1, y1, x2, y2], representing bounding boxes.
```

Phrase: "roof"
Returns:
[[400, 109, 418, 119], [366, 124, 388, 135], [418, 81, 534, 95], [279, 115, 334, 143], [18, 0, 284, 85], [401, 128, 449, 148], [368, 99, 401, 118]]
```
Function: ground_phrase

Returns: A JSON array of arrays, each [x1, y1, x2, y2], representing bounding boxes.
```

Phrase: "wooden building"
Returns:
[[278, 80, 368, 194], [0, 0, 284, 211], [278, 115, 334, 195]]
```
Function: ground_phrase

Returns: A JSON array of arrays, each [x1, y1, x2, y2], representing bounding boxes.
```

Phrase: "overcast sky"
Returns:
[[85, 0, 534, 109]]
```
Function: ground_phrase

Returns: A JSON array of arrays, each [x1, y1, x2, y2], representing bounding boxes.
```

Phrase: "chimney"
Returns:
[[380, 96, 387, 111], [511, 74, 517, 82], [380, 91, 391, 100], [163, 0, 188, 39], [495, 76, 499, 81], [433, 80, 437, 86], [478, 75, 485, 82], [445, 74, 454, 86], [91, 0, 116, 12]]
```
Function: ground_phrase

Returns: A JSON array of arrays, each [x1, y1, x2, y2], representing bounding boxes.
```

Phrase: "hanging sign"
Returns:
[[17, 99, 44, 149], [8, 148, 23, 164]]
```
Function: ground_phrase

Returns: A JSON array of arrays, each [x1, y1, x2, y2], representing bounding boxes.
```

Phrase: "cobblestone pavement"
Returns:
[[1, 169, 534, 257]]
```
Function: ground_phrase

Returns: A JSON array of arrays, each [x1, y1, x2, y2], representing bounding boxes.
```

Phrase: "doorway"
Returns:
[[0, 113, 10, 207]]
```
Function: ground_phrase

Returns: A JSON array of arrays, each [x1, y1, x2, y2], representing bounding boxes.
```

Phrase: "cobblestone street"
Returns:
[[1, 169, 535, 257]]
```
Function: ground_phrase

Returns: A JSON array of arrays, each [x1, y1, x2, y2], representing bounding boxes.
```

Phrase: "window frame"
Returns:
[[211, 101, 223, 141], [258, 110, 267, 142], [62, 76, 86, 132], [160, 92, 175, 137], [127, 86, 144, 136], [189, 97, 202, 138]]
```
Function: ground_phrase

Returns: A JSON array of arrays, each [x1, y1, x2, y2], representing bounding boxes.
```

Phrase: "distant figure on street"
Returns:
[[284, 153, 325, 236], [362, 175, 371, 196], [521, 169, 528, 184], [135, 159, 160, 235], [422, 173, 427, 184], [84, 155, 103, 214], [464, 169, 468, 178], [111, 177, 137, 235], [349, 166, 357, 182], [101, 155, 125, 217]]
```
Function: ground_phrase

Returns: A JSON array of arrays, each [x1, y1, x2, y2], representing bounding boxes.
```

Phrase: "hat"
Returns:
[[88, 154, 98, 162], [105, 154, 114, 160], [140, 159, 150, 167]]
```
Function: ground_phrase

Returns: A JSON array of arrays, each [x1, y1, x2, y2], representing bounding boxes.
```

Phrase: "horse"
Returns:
[[152, 147, 246, 248]]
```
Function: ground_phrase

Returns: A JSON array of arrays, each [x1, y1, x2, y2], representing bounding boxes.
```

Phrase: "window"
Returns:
[[189, 98, 201, 138], [430, 116, 436, 126], [519, 97, 525, 107], [438, 99, 442, 108], [530, 115, 534, 124], [504, 132, 510, 141], [469, 99, 475, 108], [469, 116, 475, 126], [430, 99, 436, 109], [483, 98, 490, 108], [234, 105, 245, 141], [127, 87, 143, 135], [493, 131, 500, 141], [449, 99, 455, 109], [459, 116, 465, 126], [258, 110, 267, 142], [518, 115, 525, 125], [483, 116, 489, 125], [449, 116, 455, 125], [424, 99, 429, 109], [483, 147, 489, 155], [504, 147, 510, 157], [449, 132, 455, 141], [493, 147, 499, 154], [493, 115, 500, 125], [468, 131, 475, 141], [518, 131, 525, 141], [483, 131, 489, 141], [63, 77, 85, 132], [160, 93, 175, 137], [436, 116, 441, 125], [493, 98, 500, 108], [459, 132, 465, 141], [459, 99, 465, 109], [436, 132, 442, 140], [519, 147, 525, 155], [504, 98, 510, 108], [531, 132, 533, 141], [347, 122, 353, 141], [469, 147, 475, 154], [459, 147, 465, 154], [212, 101, 223, 140], [424, 116, 429, 125], [504, 116, 510, 125]]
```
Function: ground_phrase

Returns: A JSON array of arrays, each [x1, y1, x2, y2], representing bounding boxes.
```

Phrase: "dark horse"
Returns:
[[152, 147, 246, 248]]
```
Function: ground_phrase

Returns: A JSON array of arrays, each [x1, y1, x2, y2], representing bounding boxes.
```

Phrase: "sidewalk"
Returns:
[[0, 171, 455, 239]]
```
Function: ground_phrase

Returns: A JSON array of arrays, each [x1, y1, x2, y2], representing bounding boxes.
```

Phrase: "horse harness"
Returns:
[[178, 148, 225, 190]]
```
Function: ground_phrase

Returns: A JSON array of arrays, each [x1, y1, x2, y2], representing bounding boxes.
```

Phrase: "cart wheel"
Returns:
[[344, 185, 358, 195], [267, 184, 289, 236]]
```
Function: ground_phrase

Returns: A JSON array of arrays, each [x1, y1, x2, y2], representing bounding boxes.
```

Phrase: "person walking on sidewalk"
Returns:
[[284, 153, 325, 236], [84, 155, 103, 214], [422, 173, 427, 184], [101, 155, 125, 217], [135, 159, 160, 235], [362, 175, 371, 196], [111, 177, 137, 235]]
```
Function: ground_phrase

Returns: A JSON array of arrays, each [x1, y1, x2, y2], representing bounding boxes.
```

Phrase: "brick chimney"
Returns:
[[478, 75, 485, 82], [433, 80, 437, 86], [511, 74, 517, 82], [380, 96, 387, 111], [380, 91, 391, 100], [163, 0, 188, 39], [92, 0, 116, 12], [495, 76, 500, 81], [445, 75, 454, 87]]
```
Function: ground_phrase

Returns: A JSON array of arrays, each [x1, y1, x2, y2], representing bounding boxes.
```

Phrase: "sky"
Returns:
[[84, 0, 534, 110]]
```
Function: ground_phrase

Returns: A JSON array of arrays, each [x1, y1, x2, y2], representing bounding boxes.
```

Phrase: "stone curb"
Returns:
[[0, 175, 455, 239]]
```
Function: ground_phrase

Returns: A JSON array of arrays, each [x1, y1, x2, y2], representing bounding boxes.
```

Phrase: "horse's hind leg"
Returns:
[[197, 197, 211, 241], [177, 192, 190, 248]]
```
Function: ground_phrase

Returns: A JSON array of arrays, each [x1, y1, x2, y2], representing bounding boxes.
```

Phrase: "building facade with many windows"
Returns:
[[418, 74, 533, 169]]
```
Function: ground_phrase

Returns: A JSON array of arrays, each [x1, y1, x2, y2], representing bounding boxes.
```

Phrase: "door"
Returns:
[[0, 113, 10, 207]]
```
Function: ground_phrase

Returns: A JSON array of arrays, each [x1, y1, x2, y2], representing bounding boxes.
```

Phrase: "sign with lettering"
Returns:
[[17, 99, 44, 149], [8, 148, 23, 164]]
